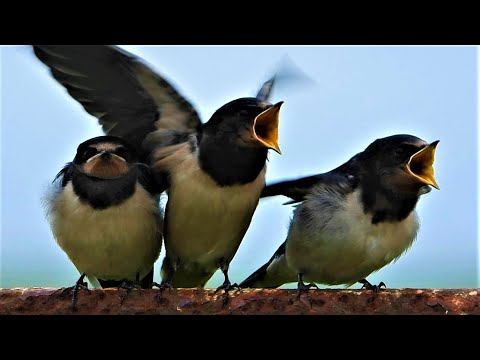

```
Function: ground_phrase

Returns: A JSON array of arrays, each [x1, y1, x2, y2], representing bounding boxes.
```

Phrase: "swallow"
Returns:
[[44, 135, 163, 306], [240, 134, 439, 293], [157, 98, 282, 291], [32, 45, 283, 290]]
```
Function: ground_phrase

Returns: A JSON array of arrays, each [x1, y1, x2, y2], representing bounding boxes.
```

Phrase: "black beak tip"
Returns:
[[274, 101, 284, 108], [431, 140, 440, 146], [100, 151, 111, 160]]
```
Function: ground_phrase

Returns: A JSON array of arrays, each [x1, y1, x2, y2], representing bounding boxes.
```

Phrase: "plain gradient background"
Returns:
[[1, 45, 478, 289]]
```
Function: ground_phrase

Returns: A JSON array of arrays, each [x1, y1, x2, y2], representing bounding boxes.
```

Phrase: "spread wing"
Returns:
[[32, 45, 202, 158], [255, 55, 315, 103], [255, 75, 276, 102]]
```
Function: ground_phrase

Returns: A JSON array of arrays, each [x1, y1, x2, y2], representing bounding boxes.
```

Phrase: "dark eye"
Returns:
[[83, 147, 97, 160], [394, 147, 406, 157]]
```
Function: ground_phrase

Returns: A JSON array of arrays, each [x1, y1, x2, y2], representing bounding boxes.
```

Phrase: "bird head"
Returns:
[[203, 97, 283, 154], [361, 134, 440, 196], [73, 135, 138, 179]]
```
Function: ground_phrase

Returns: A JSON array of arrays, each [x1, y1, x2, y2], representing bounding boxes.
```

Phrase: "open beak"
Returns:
[[406, 140, 440, 190], [86, 151, 126, 163], [253, 101, 283, 154]]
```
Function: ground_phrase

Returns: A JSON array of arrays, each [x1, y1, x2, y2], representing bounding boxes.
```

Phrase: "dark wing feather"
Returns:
[[135, 163, 168, 195], [262, 150, 363, 204], [255, 55, 315, 103], [53, 163, 74, 187], [32, 45, 201, 157], [260, 174, 326, 204], [256, 75, 276, 102], [239, 241, 286, 288]]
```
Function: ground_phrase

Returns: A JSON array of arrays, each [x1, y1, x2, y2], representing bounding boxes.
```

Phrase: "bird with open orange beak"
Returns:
[[157, 98, 283, 290], [240, 134, 439, 293]]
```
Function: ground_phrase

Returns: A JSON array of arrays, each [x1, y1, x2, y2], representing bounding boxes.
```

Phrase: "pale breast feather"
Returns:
[[46, 182, 162, 283], [165, 149, 265, 266], [286, 187, 419, 285]]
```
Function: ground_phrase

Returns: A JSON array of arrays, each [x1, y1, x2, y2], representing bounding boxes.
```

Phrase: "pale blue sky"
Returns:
[[1, 45, 478, 289]]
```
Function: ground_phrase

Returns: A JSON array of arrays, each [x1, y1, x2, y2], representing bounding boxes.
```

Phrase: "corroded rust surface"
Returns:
[[0, 288, 478, 315]]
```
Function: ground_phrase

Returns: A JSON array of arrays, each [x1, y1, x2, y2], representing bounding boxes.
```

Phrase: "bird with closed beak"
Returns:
[[44, 135, 163, 306], [32, 45, 283, 291], [240, 134, 439, 293]]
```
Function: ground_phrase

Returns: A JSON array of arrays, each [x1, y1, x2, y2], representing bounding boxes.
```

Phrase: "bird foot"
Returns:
[[215, 281, 240, 293], [359, 279, 386, 293], [296, 281, 319, 301], [152, 282, 174, 305], [58, 275, 90, 310], [298, 282, 319, 292], [151, 281, 173, 291], [215, 281, 241, 307], [119, 280, 142, 306]]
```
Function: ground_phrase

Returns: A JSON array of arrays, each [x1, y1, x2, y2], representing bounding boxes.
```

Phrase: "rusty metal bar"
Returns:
[[1, 288, 478, 315]]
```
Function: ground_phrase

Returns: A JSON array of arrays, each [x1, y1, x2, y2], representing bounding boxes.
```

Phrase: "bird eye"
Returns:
[[83, 147, 97, 160], [395, 147, 405, 156]]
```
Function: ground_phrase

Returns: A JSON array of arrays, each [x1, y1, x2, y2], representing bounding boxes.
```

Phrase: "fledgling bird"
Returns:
[[44, 136, 163, 304], [157, 98, 282, 290], [32, 45, 284, 290], [240, 134, 439, 292]]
